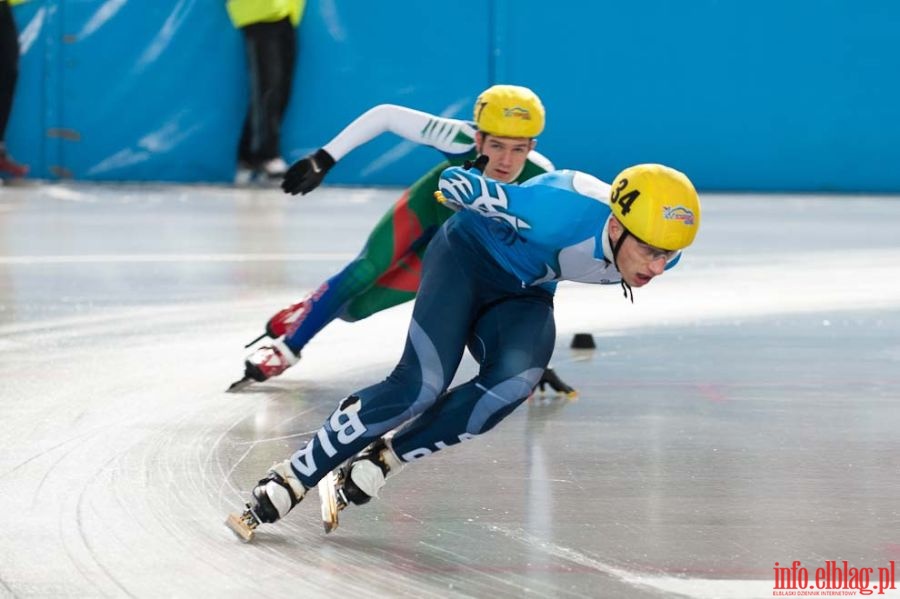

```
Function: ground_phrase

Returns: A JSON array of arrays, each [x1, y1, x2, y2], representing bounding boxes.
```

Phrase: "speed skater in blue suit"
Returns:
[[226, 160, 702, 539]]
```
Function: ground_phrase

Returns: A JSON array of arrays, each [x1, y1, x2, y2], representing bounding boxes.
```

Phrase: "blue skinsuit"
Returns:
[[288, 167, 682, 487]]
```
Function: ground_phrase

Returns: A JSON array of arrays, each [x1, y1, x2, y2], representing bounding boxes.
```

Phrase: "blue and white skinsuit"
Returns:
[[288, 167, 682, 487]]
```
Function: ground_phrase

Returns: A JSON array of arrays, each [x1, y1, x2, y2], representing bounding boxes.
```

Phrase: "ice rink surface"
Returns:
[[1, 182, 898, 598]]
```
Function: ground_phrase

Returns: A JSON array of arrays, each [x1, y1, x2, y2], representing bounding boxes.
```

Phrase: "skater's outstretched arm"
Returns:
[[323, 105, 477, 161], [282, 105, 477, 195]]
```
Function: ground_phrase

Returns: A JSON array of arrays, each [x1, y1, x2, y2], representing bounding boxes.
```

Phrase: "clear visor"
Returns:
[[633, 237, 679, 262]]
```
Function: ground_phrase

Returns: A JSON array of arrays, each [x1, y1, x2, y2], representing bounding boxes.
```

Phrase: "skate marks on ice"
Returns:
[[489, 525, 773, 599], [0, 307, 379, 596], [4, 187, 900, 597]]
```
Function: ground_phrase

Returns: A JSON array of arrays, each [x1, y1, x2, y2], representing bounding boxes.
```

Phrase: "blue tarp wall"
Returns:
[[6, 1, 900, 192]]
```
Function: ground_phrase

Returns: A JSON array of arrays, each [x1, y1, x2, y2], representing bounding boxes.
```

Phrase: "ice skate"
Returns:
[[226, 337, 299, 392], [317, 469, 346, 533], [240, 298, 309, 350], [317, 439, 404, 533], [225, 504, 261, 542], [226, 376, 254, 392], [535, 367, 577, 399], [225, 460, 306, 542], [263, 298, 308, 339]]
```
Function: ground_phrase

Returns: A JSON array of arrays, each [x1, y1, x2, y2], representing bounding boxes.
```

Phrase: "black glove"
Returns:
[[281, 148, 336, 195], [463, 154, 489, 173]]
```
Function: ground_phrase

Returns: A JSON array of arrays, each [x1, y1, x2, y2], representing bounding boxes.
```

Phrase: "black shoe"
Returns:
[[537, 367, 577, 398]]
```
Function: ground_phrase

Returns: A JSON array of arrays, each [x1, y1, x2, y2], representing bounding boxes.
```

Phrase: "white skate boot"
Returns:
[[318, 439, 403, 533], [226, 460, 307, 542]]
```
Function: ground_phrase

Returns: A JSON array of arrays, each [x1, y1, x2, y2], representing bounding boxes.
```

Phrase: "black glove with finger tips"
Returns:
[[463, 154, 489, 173], [281, 148, 336, 195]]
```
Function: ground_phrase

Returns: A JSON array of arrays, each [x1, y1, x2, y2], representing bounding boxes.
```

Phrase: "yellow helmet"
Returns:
[[609, 164, 700, 251], [473, 84, 545, 138]]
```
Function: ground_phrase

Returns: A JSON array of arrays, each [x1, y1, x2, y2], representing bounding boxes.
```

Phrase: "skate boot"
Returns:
[[240, 298, 308, 350], [225, 460, 307, 542], [228, 337, 300, 391], [244, 337, 299, 382], [535, 367, 577, 399], [264, 299, 308, 338], [318, 439, 404, 533]]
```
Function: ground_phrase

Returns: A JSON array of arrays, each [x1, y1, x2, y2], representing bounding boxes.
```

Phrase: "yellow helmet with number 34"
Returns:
[[609, 163, 701, 251]]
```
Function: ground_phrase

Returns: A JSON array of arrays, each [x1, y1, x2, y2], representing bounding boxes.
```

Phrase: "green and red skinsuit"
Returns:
[[281, 106, 552, 353]]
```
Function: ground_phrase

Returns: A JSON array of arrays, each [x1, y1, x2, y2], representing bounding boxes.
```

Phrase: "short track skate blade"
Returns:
[[244, 332, 267, 348], [550, 387, 579, 400], [225, 512, 256, 542], [318, 471, 340, 533], [226, 376, 254, 393], [534, 385, 578, 399]]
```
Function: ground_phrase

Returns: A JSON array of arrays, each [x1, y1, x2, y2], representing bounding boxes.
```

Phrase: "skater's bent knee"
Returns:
[[465, 374, 537, 434]]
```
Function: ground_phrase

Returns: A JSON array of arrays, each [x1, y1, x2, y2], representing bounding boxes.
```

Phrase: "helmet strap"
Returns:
[[610, 225, 634, 304]]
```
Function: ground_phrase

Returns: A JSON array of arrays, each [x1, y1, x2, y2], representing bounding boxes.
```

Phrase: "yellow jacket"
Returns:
[[226, 0, 306, 28]]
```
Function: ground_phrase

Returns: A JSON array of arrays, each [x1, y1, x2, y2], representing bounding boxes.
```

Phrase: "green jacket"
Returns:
[[226, 0, 306, 28]]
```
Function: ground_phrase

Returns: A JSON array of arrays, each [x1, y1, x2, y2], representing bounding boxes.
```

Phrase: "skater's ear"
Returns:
[[608, 216, 624, 240]]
